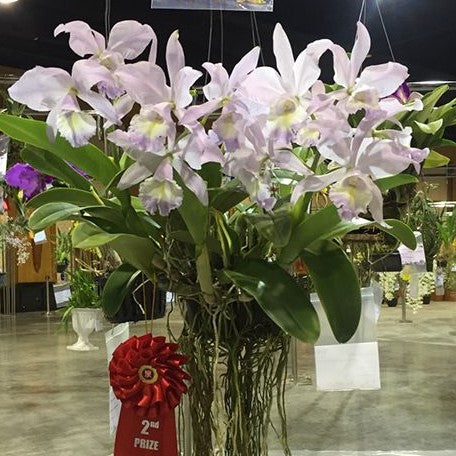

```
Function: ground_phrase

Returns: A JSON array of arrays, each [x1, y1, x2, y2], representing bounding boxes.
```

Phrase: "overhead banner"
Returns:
[[151, 0, 273, 12]]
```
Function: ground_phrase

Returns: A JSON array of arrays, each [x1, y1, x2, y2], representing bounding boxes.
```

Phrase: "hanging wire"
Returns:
[[252, 11, 265, 66], [358, 0, 366, 22], [220, 10, 224, 64], [204, 9, 214, 85], [375, 0, 396, 61], [363, 0, 367, 25], [250, 11, 257, 47], [104, 0, 112, 38]]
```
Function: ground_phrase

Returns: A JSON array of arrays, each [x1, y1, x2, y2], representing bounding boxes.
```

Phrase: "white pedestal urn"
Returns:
[[67, 308, 102, 351]]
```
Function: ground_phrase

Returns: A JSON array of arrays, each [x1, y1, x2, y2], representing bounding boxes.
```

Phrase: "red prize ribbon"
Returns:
[[109, 334, 190, 456]]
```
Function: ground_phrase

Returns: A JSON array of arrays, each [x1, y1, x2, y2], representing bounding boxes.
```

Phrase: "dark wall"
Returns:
[[0, 0, 456, 81]]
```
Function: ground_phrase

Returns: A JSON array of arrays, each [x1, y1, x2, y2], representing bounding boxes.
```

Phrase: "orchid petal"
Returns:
[[105, 94, 135, 129], [360, 62, 409, 98], [139, 173, 183, 216], [202, 62, 229, 100], [172, 67, 202, 109], [56, 110, 97, 147], [54, 21, 105, 57], [329, 171, 376, 221], [241, 67, 286, 104], [118, 162, 155, 190], [291, 168, 346, 204], [357, 140, 412, 179], [180, 99, 221, 124], [148, 29, 158, 64], [107, 21, 155, 59], [72, 59, 114, 92], [78, 90, 118, 124], [116, 62, 170, 105], [271, 150, 310, 175], [166, 30, 185, 86], [349, 22, 371, 82], [228, 47, 260, 91], [273, 23, 295, 91], [293, 51, 322, 96], [174, 160, 208, 205], [8, 67, 73, 111], [331, 44, 352, 88]]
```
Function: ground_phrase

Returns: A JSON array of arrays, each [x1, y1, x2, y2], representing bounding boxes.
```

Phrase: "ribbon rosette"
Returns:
[[109, 334, 190, 418]]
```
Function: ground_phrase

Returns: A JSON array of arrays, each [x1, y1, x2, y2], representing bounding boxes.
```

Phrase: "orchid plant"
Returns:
[[0, 19, 432, 341], [0, 18, 448, 455]]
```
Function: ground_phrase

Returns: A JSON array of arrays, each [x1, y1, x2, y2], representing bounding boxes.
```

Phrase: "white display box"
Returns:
[[312, 285, 382, 391]]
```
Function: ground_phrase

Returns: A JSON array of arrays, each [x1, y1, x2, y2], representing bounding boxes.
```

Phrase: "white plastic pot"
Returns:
[[67, 308, 103, 351]]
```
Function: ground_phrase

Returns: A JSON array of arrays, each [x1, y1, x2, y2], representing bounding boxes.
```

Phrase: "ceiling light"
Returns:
[[0, 0, 19, 4]]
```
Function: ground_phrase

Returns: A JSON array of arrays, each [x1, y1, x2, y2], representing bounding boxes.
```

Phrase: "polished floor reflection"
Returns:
[[1, 302, 455, 456]]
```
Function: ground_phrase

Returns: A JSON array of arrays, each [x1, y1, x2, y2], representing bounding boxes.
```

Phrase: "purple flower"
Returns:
[[5, 163, 53, 199], [391, 82, 411, 104]]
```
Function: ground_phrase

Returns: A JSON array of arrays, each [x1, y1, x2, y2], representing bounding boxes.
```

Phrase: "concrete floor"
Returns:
[[0, 302, 455, 456]]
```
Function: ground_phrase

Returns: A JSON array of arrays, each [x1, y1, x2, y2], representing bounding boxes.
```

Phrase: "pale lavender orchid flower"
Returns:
[[291, 111, 429, 222], [8, 65, 118, 147], [55, 20, 156, 99], [330, 22, 409, 113]]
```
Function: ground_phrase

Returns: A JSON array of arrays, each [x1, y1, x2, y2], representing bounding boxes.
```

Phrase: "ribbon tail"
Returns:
[[114, 405, 178, 456]]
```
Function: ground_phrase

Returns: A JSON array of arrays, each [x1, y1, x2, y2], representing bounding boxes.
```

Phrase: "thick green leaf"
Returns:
[[414, 85, 449, 123], [177, 180, 208, 245], [375, 174, 418, 193], [29, 202, 83, 231], [379, 219, 417, 249], [415, 119, 443, 135], [210, 181, 248, 213], [438, 138, 456, 147], [102, 264, 142, 318], [326, 217, 417, 250], [27, 188, 101, 209], [72, 222, 157, 273], [225, 259, 320, 342], [0, 114, 118, 186], [21, 146, 92, 190], [245, 208, 292, 248], [423, 149, 450, 169], [199, 162, 222, 188], [302, 241, 361, 343], [279, 205, 341, 264]]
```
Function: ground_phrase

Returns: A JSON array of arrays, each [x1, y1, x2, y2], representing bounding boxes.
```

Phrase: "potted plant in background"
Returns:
[[61, 268, 103, 351], [2, 19, 456, 455], [55, 229, 71, 274], [437, 207, 456, 300], [406, 186, 443, 303]]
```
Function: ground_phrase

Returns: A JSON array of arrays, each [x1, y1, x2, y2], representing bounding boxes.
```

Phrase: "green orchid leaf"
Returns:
[[302, 241, 361, 343], [438, 138, 456, 147], [72, 222, 157, 273], [375, 174, 418, 193], [21, 146, 92, 190], [102, 264, 142, 318], [378, 219, 417, 249], [423, 149, 450, 169], [325, 218, 417, 250], [29, 202, 83, 231], [0, 114, 118, 186], [177, 179, 209, 245], [27, 188, 102, 209], [245, 208, 292, 248], [280, 205, 341, 264], [415, 119, 443, 135], [225, 258, 320, 343]]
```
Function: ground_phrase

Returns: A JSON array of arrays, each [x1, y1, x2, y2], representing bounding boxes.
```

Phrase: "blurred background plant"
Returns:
[[59, 267, 101, 331], [406, 185, 443, 271]]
